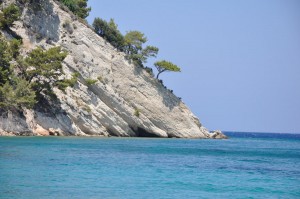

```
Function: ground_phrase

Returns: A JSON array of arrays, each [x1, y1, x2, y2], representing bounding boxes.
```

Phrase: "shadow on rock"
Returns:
[[23, 0, 60, 43]]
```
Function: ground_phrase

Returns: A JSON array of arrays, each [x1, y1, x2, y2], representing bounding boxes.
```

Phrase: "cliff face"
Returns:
[[0, 0, 220, 138]]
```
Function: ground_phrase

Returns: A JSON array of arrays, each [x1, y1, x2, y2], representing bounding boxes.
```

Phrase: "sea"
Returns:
[[0, 132, 299, 199]]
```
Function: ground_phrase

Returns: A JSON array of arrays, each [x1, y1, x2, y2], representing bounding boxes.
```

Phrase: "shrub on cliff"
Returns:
[[0, 4, 21, 28], [134, 108, 140, 117], [56, 72, 79, 90], [0, 37, 35, 110], [18, 47, 68, 95], [9, 39, 22, 58], [0, 77, 36, 110], [0, 36, 12, 85], [85, 78, 97, 86], [59, 0, 91, 18], [0, 35, 22, 84], [93, 18, 124, 51], [0, 35, 75, 110], [92, 17, 160, 67]]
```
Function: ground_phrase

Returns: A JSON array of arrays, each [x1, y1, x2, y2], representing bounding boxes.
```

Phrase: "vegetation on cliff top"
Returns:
[[0, 0, 181, 111], [0, 33, 75, 110], [0, 3, 77, 110], [58, 0, 181, 79], [59, 0, 91, 18], [19, 46, 68, 94], [92, 16, 180, 79], [0, 35, 36, 109], [0, 4, 21, 29]]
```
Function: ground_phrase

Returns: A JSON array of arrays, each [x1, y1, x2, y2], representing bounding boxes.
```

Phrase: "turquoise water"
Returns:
[[1, 133, 300, 199]]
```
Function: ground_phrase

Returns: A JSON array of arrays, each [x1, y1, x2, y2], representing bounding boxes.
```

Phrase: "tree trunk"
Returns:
[[156, 71, 162, 79]]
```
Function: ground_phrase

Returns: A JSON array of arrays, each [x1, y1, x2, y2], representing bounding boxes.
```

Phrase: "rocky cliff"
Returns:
[[0, 0, 226, 138]]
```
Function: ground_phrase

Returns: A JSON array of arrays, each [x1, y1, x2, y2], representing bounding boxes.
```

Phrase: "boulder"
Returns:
[[210, 130, 228, 139]]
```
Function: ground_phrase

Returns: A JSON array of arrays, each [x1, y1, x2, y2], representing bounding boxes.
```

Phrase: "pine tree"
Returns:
[[0, 4, 21, 28], [0, 77, 36, 110], [20, 47, 68, 93], [0, 36, 12, 85], [154, 60, 181, 79], [93, 17, 124, 50], [59, 0, 91, 18]]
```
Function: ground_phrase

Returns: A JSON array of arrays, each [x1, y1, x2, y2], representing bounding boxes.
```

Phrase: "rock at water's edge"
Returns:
[[0, 0, 224, 139], [210, 130, 228, 139]]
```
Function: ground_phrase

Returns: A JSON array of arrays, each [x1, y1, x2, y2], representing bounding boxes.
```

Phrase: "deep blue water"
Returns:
[[0, 132, 300, 199]]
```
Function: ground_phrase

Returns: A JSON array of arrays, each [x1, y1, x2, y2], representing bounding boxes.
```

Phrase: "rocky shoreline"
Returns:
[[0, 0, 226, 139], [0, 130, 228, 139]]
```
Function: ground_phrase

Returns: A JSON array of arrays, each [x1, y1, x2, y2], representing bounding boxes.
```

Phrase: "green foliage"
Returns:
[[123, 32, 159, 66], [82, 105, 91, 113], [56, 72, 79, 90], [123, 31, 150, 65], [0, 35, 73, 111], [0, 77, 36, 110], [108, 18, 118, 30], [15, 46, 69, 104], [0, 35, 36, 110], [141, 45, 159, 63], [124, 31, 147, 55], [144, 67, 153, 76], [126, 53, 144, 66], [0, 65, 10, 86], [154, 60, 181, 79], [0, 4, 21, 28], [20, 46, 68, 94], [23, 47, 67, 81], [9, 39, 22, 58], [59, 0, 91, 18], [92, 18, 108, 36], [142, 46, 159, 58], [0, 37, 22, 85], [0, 36, 12, 85], [75, 0, 91, 18], [85, 78, 97, 86], [56, 80, 70, 91], [92, 18, 160, 67], [93, 17, 124, 50], [134, 108, 140, 117]]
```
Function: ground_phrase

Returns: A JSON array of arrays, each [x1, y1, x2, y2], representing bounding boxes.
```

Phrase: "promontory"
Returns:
[[0, 0, 226, 139]]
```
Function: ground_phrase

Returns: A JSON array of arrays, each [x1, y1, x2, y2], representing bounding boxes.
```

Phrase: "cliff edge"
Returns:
[[0, 0, 226, 138]]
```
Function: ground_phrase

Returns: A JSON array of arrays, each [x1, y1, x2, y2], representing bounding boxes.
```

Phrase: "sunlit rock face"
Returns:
[[0, 0, 226, 138]]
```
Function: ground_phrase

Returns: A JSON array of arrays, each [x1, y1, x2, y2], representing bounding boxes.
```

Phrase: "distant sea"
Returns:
[[1, 132, 300, 199]]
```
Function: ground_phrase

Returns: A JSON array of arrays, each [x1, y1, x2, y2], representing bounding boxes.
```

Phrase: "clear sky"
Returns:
[[87, 0, 300, 133]]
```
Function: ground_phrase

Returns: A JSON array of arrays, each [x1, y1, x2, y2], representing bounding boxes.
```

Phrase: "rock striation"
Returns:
[[0, 0, 226, 138]]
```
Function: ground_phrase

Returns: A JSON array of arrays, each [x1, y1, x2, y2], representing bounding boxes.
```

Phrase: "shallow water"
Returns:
[[0, 133, 300, 199]]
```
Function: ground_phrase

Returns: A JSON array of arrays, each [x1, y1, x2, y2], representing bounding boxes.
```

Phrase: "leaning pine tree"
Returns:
[[154, 60, 181, 79]]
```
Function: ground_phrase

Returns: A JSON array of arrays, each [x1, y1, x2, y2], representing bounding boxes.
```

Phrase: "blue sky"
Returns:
[[87, 0, 300, 133]]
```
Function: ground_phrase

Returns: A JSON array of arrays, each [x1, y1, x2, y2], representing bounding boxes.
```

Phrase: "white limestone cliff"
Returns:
[[0, 0, 226, 138]]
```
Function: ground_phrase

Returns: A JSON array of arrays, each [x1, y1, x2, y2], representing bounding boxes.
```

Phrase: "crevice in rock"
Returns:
[[135, 127, 160, 138]]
